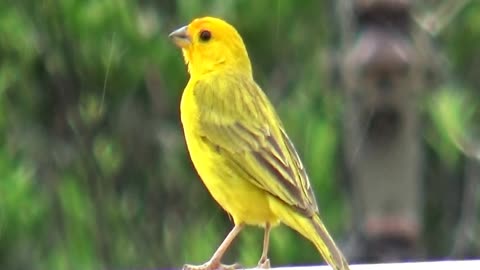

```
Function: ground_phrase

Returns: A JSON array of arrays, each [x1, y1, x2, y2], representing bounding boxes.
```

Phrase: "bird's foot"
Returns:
[[257, 257, 270, 269], [183, 261, 242, 270]]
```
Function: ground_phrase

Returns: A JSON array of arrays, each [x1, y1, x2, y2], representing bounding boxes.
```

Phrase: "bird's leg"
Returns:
[[183, 224, 244, 270], [257, 223, 271, 269]]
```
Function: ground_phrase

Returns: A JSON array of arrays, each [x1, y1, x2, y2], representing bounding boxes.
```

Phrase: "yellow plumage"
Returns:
[[170, 17, 350, 270]]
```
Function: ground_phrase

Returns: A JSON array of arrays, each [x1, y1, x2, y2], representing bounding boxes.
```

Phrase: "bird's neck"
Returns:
[[185, 51, 252, 78], [189, 62, 252, 79]]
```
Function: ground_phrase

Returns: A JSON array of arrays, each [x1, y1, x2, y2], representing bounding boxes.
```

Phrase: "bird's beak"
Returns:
[[169, 25, 191, 48]]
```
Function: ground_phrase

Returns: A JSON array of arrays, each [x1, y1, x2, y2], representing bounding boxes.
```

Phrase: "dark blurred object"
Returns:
[[451, 157, 480, 258], [336, 0, 439, 262]]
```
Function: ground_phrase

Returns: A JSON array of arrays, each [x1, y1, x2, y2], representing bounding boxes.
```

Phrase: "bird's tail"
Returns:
[[309, 214, 350, 270], [277, 207, 350, 270]]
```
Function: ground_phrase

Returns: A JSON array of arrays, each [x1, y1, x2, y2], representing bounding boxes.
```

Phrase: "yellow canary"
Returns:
[[169, 17, 350, 270]]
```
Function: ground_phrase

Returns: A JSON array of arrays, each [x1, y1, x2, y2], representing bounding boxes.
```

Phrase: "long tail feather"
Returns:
[[309, 215, 350, 270], [271, 199, 350, 270]]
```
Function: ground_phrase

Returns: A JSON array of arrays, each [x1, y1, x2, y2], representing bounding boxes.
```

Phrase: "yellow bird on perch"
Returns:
[[169, 17, 350, 270]]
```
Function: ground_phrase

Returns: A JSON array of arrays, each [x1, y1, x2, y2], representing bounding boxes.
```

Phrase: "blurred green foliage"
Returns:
[[0, 0, 479, 269]]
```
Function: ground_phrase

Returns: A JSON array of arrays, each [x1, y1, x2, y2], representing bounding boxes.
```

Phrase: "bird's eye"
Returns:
[[199, 30, 211, 42]]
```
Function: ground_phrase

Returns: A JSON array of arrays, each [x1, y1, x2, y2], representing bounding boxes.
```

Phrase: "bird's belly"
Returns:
[[185, 131, 278, 226]]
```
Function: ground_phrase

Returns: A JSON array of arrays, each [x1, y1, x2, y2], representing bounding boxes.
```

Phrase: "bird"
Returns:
[[169, 16, 350, 270]]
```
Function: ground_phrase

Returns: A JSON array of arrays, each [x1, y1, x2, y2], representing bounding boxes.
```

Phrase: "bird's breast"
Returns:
[[179, 85, 278, 226]]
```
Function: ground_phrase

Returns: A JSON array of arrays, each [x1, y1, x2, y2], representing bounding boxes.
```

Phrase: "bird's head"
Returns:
[[169, 17, 252, 77]]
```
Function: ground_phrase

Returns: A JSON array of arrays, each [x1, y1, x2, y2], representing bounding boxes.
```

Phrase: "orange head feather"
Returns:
[[169, 17, 252, 77]]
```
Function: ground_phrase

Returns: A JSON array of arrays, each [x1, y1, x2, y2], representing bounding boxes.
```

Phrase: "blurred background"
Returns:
[[0, 0, 479, 269]]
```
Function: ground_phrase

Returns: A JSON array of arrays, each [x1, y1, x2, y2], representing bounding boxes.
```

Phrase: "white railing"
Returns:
[[273, 260, 480, 270]]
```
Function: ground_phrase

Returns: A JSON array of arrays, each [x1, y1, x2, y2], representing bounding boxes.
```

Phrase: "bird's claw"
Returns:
[[257, 258, 270, 269], [183, 262, 242, 270]]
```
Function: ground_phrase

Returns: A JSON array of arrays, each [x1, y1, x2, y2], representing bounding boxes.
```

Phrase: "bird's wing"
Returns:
[[193, 73, 318, 216]]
